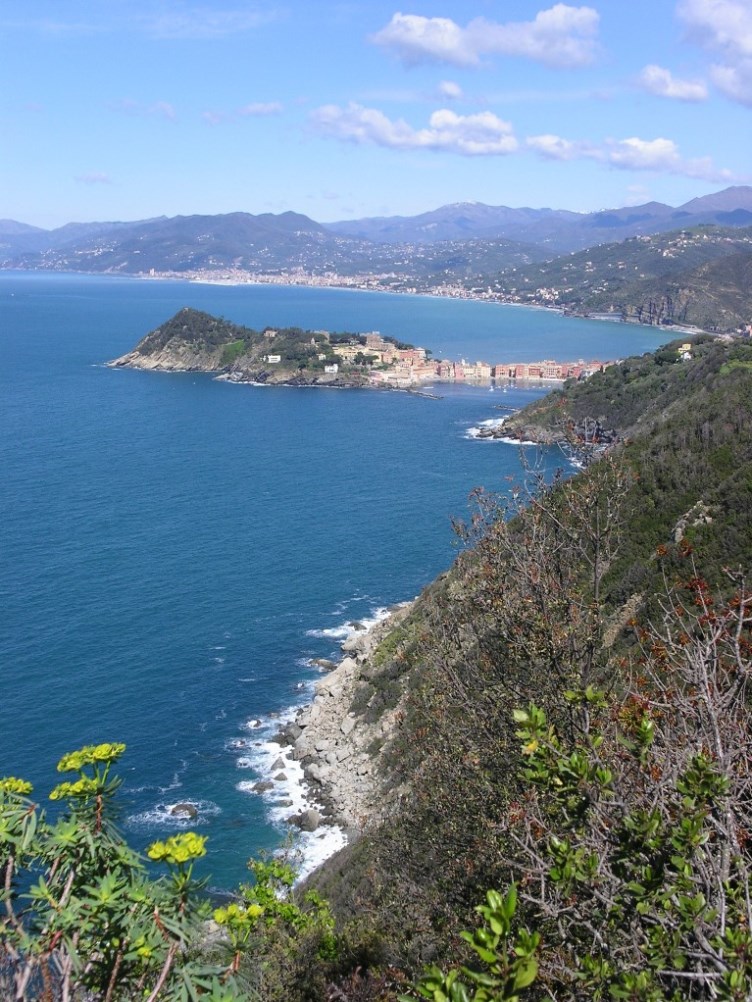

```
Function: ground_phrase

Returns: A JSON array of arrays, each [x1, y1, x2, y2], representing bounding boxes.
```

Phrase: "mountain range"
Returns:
[[3, 187, 752, 332], [325, 187, 752, 249], [3, 186, 752, 271]]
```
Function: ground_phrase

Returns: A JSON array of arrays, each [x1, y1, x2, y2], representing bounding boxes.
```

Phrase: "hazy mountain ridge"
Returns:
[[2, 189, 752, 331], [0, 210, 546, 279], [324, 187, 752, 250], [4, 186, 752, 270]]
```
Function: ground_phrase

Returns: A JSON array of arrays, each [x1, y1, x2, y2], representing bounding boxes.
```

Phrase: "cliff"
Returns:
[[274, 603, 416, 834]]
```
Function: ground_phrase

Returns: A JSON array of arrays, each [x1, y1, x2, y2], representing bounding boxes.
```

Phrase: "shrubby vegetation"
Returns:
[[404, 566, 752, 1000], [491, 225, 752, 331], [307, 336, 752, 998], [0, 745, 336, 1001]]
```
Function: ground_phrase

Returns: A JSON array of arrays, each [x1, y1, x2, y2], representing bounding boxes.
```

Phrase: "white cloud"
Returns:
[[311, 103, 518, 156], [202, 111, 229, 126], [1, 7, 279, 39], [638, 64, 707, 101], [605, 137, 683, 171], [75, 172, 112, 185], [709, 60, 752, 105], [437, 80, 463, 100], [678, 0, 752, 105], [678, 0, 752, 58], [371, 5, 600, 69], [150, 101, 177, 121], [527, 130, 734, 181], [238, 102, 283, 116], [373, 13, 473, 66], [0, 16, 103, 35]]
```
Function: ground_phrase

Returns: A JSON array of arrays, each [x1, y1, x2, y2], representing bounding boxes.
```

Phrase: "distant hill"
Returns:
[[0, 219, 45, 236], [0, 209, 545, 278], [324, 201, 579, 245], [492, 224, 752, 331], [4, 211, 348, 275], [679, 185, 752, 214]]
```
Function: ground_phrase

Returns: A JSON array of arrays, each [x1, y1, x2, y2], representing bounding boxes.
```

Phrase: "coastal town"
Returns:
[[310, 328, 613, 388]]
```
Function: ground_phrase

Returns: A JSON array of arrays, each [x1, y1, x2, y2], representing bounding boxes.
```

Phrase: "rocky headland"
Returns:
[[107, 307, 375, 388], [273, 602, 415, 838]]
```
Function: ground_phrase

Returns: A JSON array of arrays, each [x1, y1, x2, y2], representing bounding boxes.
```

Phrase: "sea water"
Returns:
[[0, 273, 668, 889]]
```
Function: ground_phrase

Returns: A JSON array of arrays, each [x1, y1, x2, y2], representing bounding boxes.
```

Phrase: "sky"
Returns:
[[1, 0, 750, 229]]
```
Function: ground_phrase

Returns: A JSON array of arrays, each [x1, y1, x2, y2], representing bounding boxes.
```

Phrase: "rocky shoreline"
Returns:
[[269, 602, 414, 842]]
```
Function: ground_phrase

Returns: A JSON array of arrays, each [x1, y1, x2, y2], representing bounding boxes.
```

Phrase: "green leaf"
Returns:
[[512, 958, 538, 991]]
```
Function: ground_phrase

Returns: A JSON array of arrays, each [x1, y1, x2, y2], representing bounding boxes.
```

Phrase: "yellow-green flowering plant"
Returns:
[[0, 743, 245, 1001]]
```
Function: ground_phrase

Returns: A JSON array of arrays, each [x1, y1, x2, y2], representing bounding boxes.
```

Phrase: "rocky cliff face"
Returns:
[[275, 604, 416, 833], [109, 343, 226, 371]]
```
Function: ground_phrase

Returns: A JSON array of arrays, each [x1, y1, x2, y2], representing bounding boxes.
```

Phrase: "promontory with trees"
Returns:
[[5, 331, 752, 1000], [108, 308, 422, 388]]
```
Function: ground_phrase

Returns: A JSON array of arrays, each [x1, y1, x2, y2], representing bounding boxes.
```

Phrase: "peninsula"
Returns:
[[109, 307, 615, 389]]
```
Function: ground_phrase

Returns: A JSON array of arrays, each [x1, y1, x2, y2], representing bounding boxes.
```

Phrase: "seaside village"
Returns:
[[306, 329, 615, 387]]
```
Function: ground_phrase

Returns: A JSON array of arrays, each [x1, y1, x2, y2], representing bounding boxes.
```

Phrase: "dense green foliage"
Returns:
[[140, 308, 253, 353], [0, 742, 236, 1000], [130, 308, 418, 381], [404, 569, 752, 1000]]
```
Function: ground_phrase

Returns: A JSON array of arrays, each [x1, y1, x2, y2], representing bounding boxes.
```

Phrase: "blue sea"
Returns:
[[0, 272, 668, 889]]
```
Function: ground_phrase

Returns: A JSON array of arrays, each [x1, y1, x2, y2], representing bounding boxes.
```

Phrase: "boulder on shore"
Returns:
[[287, 808, 322, 832]]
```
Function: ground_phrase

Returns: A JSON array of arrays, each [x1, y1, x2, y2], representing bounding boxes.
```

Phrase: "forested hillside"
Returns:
[[300, 333, 752, 999], [492, 226, 752, 330]]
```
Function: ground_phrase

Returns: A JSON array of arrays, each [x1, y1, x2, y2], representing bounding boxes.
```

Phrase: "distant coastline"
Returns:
[[132, 266, 717, 341]]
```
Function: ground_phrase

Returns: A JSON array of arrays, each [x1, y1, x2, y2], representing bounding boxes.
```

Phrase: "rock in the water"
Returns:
[[274, 772, 288, 782], [311, 658, 337, 671], [170, 802, 198, 819], [252, 781, 274, 793], [287, 808, 322, 832], [271, 757, 286, 771]]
